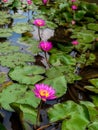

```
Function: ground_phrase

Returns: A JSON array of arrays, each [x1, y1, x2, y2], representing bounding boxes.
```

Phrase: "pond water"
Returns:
[[0, 0, 98, 130]]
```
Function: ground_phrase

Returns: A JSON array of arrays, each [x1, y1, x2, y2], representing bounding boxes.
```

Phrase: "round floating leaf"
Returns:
[[88, 122, 98, 130], [0, 42, 19, 55], [9, 65, 45, 85], [87, 23, 98, 31], [46, 66, 81, 84], [62, 113, 89, 130], [0, 84, 27, 111], [12, 23, 32, 34], [84, 86, 98, 93], [0, 28, 12, 37], [91, 96, 98, 107], [47, 101, 89, 124], [0, 72, 8, 85], [89, 78, 98, 88], [11, 103, 37, 125], [0, 52, 35, 68], [49, 53, 76, 66], [80, 101, 98, 122], [43, 76, 67, 97], [16, 91, 40, 108], [74, 10, 86, 21]]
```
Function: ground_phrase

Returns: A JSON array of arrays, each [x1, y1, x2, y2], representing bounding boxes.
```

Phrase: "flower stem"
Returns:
[[38, 27, 41, 41], [36, 100, 43, 127], [44, 51, 51, 68]]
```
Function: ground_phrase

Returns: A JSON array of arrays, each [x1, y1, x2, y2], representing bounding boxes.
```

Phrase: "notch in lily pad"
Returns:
[[9, 65, 46, 85]]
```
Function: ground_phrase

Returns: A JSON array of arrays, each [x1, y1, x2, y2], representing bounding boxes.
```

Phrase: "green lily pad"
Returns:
[[80, 101, 98, 122], [43, 75, 67, 97], [48, 101, 89, 129], [84, 78, 98, 93], [0, 28, 12, 37], [84, 86, 98, 93], [88, 122, 98, 130], [0, 84, 27, 111], [9, 65, 45, 85], [62, 113, 89, 130], [0, 52, 35, 68], [0, 83, 40, 112], [46, 66, 81, 83], [0, 42, 19, 55], [12, 23, 33, 34], [49, 53, 76, 66], [0, 11, 11, 25], [0, 72, 8, 85], [89, 78, 98, 88], [16, 91, 40, 108], [87, 23, 98, 31], [11, 103, 37, 125], [91, 96, 98, 107]]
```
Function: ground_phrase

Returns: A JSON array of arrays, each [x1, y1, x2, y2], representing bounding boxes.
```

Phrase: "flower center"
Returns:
[[37, 21, 42, 25], [39, 90, 49, 97]]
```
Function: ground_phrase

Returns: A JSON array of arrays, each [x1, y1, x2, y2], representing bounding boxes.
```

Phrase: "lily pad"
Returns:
[[10, 103, 37, 125], [87, 23, 98, 31], [88, 122, 98, 130], [0, 83, 40, 112], [0, 84, 28, 111], [45, 66, 81, 83], [0, 42, 19, 55], [48, 101, 89, 129], [0, 28, 12, 37], [43, 75, 67, 97], [0, 52, 35, 68], [89, 78, 98, 88], [9, 65, 45, 85], [0, 72, 8, 85], [12, 23, 33, 34], [49, 53, 76, 66], [84, 86, 98, 93]]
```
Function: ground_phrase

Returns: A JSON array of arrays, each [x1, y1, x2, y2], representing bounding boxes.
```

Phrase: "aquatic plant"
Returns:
[[0, 0, 98, 130], [39, 41, 53, 52], [33, 83, 56, 101]]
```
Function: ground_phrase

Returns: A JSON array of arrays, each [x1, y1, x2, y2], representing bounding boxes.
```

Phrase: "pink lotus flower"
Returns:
[[42, 0, 48, 5], [2, 0, 8, 2], [27, 0, 32, 5], [39, 41, 53, 52], [71, 0, 76, 2], [71, 20, 76, 25], [71, 5, 78, 10], [33, 19, 45, 27], [71, 40, 79, 45], [33, 83, 56, 101]]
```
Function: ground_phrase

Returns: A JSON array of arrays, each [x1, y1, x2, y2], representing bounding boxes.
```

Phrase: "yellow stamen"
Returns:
[[39, 90, 49, 97], [37, 21, 42, 25]]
